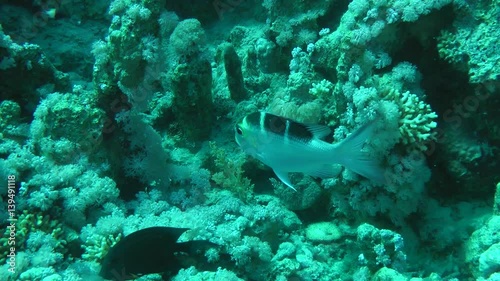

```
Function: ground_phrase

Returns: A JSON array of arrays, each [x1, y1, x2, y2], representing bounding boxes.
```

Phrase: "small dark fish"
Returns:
[[100, 226, 217, 280]]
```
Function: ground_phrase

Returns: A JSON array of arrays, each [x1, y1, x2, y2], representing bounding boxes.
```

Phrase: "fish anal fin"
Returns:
[[273, 170, 297, 191]]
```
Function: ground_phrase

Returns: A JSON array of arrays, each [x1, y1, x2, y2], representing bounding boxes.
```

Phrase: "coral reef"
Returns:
[[0, 0, 498, 280], [437, 0, 500, 85]]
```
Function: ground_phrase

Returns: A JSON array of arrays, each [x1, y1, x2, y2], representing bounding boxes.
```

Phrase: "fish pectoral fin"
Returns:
[[273, 170, 297, 191]]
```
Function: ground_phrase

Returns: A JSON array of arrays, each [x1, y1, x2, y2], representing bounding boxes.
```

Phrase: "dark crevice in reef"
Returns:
[[389, 4, 499, 200], [2, 0, 39, 13], [390, 4, 458, 109], [165, 0, 262, 25], [317, 0, 350, 32], [165, 0, 220, 24]]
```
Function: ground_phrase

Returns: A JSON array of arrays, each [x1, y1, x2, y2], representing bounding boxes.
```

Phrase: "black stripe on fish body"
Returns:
[[286, 119, 316, 142], [244, 112, 288, 135], [263, 112, 287, 135], [244, 112, 262, 128], [262, 113, 314, 142]]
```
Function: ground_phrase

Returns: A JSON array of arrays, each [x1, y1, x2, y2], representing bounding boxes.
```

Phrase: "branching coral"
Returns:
[[391, 90, 438, 150], [82, 233, 122, 262], [210, 142, 254, 202]]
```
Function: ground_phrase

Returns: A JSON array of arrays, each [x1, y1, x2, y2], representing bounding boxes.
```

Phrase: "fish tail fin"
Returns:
[[334, 121, 386, 184]]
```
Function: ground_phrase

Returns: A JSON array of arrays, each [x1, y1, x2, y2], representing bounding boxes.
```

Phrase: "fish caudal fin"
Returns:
[[334, 121, 386, 184]]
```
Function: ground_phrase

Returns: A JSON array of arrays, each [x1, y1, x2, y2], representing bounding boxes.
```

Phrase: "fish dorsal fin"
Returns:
[[304, 124, 331, 139], [162, 227, 190, 242], [273, 169, 297, 191]]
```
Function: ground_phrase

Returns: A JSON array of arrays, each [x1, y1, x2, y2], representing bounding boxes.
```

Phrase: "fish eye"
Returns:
[[236, 126, 243, 135]]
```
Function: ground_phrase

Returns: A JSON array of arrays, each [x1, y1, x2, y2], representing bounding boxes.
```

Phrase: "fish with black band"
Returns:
[[235, 112, 386, 190]]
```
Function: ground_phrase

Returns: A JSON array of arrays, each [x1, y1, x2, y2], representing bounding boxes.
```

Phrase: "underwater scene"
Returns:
[[0, 0, 499, 280]]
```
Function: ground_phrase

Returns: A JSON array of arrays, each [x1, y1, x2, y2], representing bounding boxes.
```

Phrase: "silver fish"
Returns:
[[235, 112, 386, 190]]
